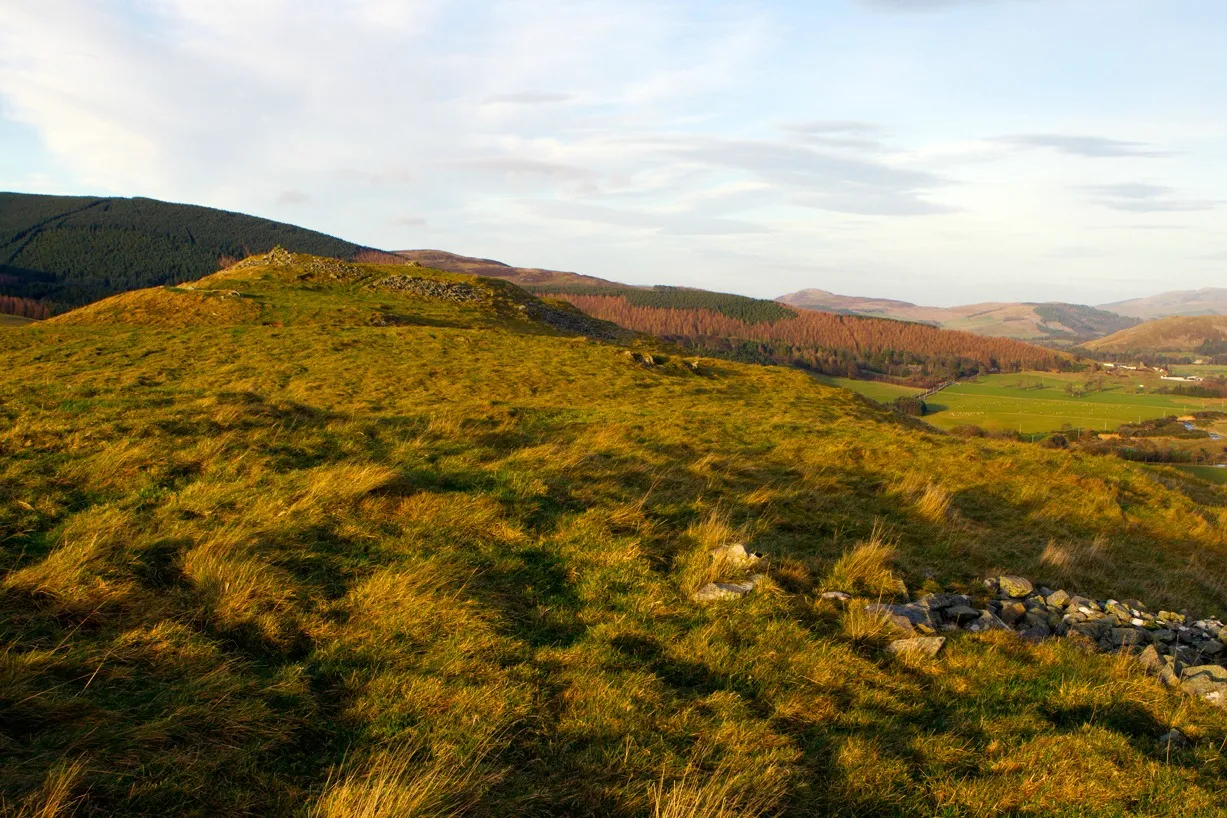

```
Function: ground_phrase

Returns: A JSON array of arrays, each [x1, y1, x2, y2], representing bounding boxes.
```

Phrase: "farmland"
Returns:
[[1174, 465, 1227, 484], [815, 375, 925, 404], [923, 371, 1226, 434]]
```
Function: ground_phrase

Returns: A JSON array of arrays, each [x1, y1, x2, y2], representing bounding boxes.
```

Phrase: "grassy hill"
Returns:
[[3, 251, 1227, 815], [1101, 288, 1227, 321], [0, 192, 372, 310], [1087, 315, 1227, 355], [778, 289, 1139, 343]]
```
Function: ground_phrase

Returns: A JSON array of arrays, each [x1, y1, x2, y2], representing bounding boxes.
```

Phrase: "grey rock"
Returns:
[[996, 576, 1034, 599], [1019, 626, 1050, 642], [864, 604, 917, 634], [966, 610, 1010, 633], [946, 605, 981, 625], [915, 593, 971, 611], [693, 574, 765, 602], [999, 601, 1026, 626], [1137, 644, 1165, 672], [1159, 728, 1189, 750], [1046, 589, 1071, 608], [1069, 596, 1100, 613], [886, 636, 946, 658], [820, 590, 851, 602], [1181, 665, 1227, 706], [1111, 627, 1147, 648]]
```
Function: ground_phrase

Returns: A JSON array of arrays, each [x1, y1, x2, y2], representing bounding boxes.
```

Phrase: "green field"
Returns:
[[0, 314, 35, 327], [1174, 465, 1227, 484], [816, 375, 925, 404], [922, 371, 1226, 434], [1176, 364, 1227, 378]]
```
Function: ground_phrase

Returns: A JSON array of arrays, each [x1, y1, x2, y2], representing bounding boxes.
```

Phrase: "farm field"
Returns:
[[1175, 364, 1227, 378], [1174, 465, 1227, 484], [815, 375, 924, 403], [922, 371, 1227, 434]]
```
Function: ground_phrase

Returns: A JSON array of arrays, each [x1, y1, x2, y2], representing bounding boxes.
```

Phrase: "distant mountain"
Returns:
[[394, 249, 619, 289], [0, 192, 371, 309], [777, 289, 1138, 342], [1084, 314, 1227, 355], [1099, 288, 1227, 320]]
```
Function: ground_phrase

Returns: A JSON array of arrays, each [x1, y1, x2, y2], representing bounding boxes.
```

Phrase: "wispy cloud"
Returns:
[[1085, 183, 1220, 212], [481, 91, 576, 106], [999, 134, 1169, 158]]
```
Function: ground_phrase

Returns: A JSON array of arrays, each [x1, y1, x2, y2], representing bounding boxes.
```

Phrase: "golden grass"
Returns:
[[824, 529, 903, 598], [309, 745, 491, 818]]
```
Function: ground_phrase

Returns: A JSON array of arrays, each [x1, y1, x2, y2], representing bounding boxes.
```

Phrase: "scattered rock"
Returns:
[[1046, 589, 1071, 608], [946, 605, 981, 625], [886, 637, 945, 658], [693, 574, 766, 603], [374, 276, 484, 303], [1158, 728, 1189, 750], [820, 590, 851, 602], [999, 601, 1026, 626]]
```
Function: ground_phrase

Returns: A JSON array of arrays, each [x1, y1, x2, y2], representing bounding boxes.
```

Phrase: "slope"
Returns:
[[395, 248, 619, 288], [1101, 288, 1227, 320], [553, 290, 1072, 382], [0, 192, 372, 309], [779, 288, 1139, 342], [1086, 314, 1227, 355], [3, 252, 1227, 815]]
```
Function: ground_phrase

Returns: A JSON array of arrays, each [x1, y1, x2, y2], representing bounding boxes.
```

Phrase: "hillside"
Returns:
[[552, 289, 1072, 381], [1087, 314, 1227, 355], [3, 250, 1227, 815], [0, 192, 371, 310], [778, 289, 1139, 342], [1101, 288, 1227, 320], [395, 248, 619, 288]]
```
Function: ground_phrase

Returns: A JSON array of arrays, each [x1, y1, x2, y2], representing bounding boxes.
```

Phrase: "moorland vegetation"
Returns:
[[3, 251, 1227, 816]]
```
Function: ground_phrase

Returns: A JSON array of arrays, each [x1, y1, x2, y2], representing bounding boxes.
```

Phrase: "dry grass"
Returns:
[[4, 253, 1227, 815]]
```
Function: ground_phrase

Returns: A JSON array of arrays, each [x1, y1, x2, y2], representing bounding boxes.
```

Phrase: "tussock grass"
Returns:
[[4, 254, 1227, 814]]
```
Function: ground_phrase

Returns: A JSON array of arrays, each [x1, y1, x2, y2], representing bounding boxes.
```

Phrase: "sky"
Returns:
[[1, 0, 1225, 306]]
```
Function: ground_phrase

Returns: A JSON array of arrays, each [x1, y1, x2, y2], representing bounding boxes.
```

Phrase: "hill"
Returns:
[[1086, 314, 1227, 355], [550, 287, 1072, 382], [0, 192, 372, 310], [3, 250, 1227, 815], [395, 248, 619, 288], [1101, 288, 1227, 320], [778, 289, 1139, 342]]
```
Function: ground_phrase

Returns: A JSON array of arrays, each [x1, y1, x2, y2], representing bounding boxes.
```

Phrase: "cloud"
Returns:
[[1085, 183, 1220, 213], [276, 189, 310, 205], [999, 134, 1169, 158], [481, 91, 575, 106], [390, 215, 427, 228]]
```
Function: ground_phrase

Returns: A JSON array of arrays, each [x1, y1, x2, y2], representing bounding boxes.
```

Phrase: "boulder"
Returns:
[[886, 636, 946, 658], [1110, 627, 1147, 648], [1137, 644, 1165, 672], [996, 576, 1034, 599]]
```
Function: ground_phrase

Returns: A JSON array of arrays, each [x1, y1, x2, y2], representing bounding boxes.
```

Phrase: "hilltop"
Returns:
[[1086, 314, 1227, 355], [3, 251, 1227, 815], [778, 288, 1139, 343], [1101, 288, 1227, 320], [0, 192, 373, 310]]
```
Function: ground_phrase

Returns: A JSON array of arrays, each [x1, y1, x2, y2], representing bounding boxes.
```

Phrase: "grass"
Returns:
[[814, 375, 925, 404], [0, 314, 35, 327], [2, 251, 1227, 815], [1173, 465, 1227, 485], [922, 370, 1227, 434]]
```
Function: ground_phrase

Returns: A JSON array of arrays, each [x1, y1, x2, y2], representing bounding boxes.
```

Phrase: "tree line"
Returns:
[[556, 294, 1071, 380], [0, 295, 51, 319]]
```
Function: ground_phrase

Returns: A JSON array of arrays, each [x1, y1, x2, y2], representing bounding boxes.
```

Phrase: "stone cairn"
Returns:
[[695, 555, 1227, 708], [831, 574, 1227, 707]]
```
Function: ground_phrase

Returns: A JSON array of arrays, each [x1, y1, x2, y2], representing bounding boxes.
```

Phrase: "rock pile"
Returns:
[[374, 276, 485, 303], [846, 574, 1227, 707], [693, 544, 768, 602]]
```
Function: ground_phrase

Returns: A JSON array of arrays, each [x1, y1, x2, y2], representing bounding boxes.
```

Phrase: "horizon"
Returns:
[[2, 1, 1225, 306]]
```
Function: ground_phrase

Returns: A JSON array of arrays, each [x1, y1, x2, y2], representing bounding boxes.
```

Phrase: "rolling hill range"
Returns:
[[1086, 314, 1227, 355], [1101, 288, 1227, 320], [0, 191, 374, 309], [3, 249, 1227, 815], [778, 288, 1139, 342]]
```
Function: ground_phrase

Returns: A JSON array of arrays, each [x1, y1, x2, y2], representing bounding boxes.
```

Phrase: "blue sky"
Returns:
[[2, 0, 1224, 305]]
